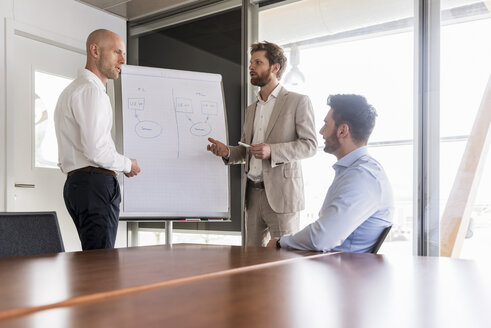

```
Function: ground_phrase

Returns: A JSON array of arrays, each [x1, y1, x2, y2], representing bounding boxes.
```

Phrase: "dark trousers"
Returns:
[[63, 171, 121, 250]]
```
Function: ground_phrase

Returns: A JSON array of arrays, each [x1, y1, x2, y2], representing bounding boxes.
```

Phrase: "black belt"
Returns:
[[248, 179, 264, 189], [68, 166, 117, 178]]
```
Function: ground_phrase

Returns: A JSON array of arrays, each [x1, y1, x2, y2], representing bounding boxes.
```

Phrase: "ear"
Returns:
[[338, 123, 350, 139], [271, 63, 280, 75], [89, 43, 99, 58]]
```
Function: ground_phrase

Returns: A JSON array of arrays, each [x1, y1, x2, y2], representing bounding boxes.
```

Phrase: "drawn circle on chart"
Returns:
[[135, 121, 163, 138], [190, 122, 212, 136]]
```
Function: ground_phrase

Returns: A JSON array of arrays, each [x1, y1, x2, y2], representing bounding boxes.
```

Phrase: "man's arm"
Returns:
[[280, 169, 381, 251], [269, 95, 317, 167], [207, 137, 229, 157], [207, 136, 247, 165], [73, 87, 132, 173]]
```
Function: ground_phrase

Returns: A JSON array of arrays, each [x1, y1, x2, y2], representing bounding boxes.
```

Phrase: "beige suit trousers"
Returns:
[[245, 183, 299, 247]]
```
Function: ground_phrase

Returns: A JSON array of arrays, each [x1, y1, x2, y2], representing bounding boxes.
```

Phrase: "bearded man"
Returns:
[[207, 41, 317, 246], [268, 94, 394, 252]]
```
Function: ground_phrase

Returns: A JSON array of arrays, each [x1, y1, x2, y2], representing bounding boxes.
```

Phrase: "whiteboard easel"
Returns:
[[115, 65, 231, 234]]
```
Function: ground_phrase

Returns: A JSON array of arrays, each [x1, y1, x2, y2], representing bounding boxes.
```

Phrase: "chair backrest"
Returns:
[[370, 225, 392, 254], [0, 212, 65, 258]]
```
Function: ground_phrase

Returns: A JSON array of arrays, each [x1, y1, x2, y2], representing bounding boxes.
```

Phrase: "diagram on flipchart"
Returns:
[[174, 96, 218, 137], [127, 93, 218, 137], [125, 87, 223, 158]]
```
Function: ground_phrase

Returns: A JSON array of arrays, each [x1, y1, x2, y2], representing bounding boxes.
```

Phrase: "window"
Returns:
[[259, 0, 414, 255], [439, 1, 491, 260], [259, 0, 491, 258], [34, 71, 72, 168], [136, 229, 241, 246]]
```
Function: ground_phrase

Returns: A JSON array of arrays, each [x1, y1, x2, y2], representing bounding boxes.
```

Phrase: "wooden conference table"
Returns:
[[0, 244, 490, 327]]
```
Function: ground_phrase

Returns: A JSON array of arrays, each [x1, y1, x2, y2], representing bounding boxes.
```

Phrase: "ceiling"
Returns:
[[76, 0, 206, 21]]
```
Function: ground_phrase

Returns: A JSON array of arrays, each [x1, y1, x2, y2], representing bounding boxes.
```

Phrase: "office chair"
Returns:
[[370, 225, 392, 254], [0, 211, 65, 258]]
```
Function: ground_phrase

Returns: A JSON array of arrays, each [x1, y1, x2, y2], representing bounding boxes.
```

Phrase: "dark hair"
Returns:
[[327, 94, 377, 144], [250, 41, 287, 80]]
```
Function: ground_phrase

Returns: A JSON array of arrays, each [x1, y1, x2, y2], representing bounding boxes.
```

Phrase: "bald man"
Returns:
[[54, 29, 141, 250]]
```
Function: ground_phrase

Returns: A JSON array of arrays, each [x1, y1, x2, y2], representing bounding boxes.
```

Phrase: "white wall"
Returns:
[[0, 1, 11, 212], [0, 0, 128, 249]]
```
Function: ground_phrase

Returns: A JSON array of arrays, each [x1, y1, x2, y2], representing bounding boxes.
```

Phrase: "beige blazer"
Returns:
[[226, 87, 317, 213]]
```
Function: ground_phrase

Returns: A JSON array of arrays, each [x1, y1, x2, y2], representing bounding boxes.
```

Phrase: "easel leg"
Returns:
[[165, 221, 173, 245]]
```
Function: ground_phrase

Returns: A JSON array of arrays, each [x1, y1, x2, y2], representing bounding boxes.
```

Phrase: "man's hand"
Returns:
[[267, 238, 279, 248], [250, 143, 271, 160], [207, 137, 229, 157], [125, 158, 141, 177]]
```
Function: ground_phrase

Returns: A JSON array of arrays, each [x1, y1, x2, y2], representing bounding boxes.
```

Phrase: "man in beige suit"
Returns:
[[207, 41, 317, 246]]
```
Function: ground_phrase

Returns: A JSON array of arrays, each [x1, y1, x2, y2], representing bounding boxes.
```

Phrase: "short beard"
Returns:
[[97, 54, 119, 80], [250, 68, 272, 87], [323, 131, 340, 154], [99, 64, 118, 80]]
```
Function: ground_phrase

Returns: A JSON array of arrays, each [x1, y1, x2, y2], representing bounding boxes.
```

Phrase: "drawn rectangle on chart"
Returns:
[[201, 101, 218, 115], [128, 98, 145, 111], [175, 97, 193, 113]]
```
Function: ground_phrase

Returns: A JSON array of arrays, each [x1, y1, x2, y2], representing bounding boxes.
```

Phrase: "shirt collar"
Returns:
[[79, 68, 106, 91], [333, 146, 368, 169], [256, 84, 282, 103]]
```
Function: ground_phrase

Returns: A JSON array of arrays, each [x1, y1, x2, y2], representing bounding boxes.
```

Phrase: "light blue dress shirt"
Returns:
[[280, 146, 394, 252]]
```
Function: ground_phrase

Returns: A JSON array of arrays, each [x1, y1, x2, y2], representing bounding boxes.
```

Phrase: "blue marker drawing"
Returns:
[[190, 122, 212, 136], [135, 120, 162, 138], [201, 101, 218, 115], [127, 96, 163, 139], [175, 97, 193, 113], [128, 98, 145, 111], [172, 88, 180, 158]]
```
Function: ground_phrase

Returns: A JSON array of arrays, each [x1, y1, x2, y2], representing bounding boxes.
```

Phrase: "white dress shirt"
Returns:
[[54, 69, 131, 174], [280, 146, 394, 252], [247, 84, 282, 182]]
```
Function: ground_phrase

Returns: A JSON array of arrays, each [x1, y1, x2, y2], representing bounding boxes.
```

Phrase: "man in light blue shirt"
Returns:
[[268, 94, 394, 252]]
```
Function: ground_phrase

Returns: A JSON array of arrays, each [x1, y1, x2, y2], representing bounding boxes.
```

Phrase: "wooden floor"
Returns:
[[1, 245, 491, 327]]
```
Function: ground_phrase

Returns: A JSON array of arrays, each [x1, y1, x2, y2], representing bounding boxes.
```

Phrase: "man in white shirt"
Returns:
[[268, 94, 394, 252], [207, 42, 317, 246], [54, 29, 141, 250]]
